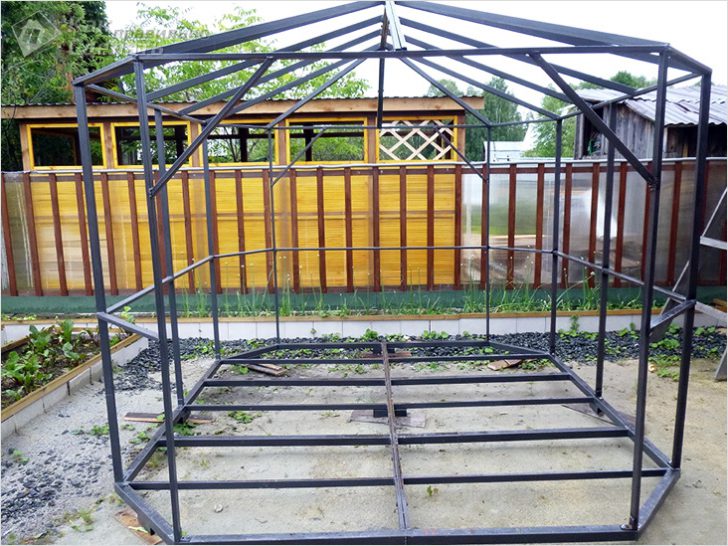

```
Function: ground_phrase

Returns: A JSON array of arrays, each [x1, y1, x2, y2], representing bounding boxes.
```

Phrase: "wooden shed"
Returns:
[[574, 84, 727, 160]]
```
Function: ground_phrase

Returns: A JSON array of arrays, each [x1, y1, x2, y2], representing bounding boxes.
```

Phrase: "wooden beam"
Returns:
[[344, 167, 354, 292], [235, 170, 248, 294], [181, 171, 196, 292], [666, 161, 682, 286], [209, 171, 222, 294], [427, 165, 435, 290], [126, 173, 143, 291], [262, 170, 274, 293], [372, 166, 381, 292], [100, 172, 118, 295], [399, 166, 407, 291], [316, 167, 327, 294], [454, 164, 463, 289]]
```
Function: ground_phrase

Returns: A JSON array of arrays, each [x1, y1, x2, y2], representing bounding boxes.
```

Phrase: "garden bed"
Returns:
[[1, 321, 147, 439]]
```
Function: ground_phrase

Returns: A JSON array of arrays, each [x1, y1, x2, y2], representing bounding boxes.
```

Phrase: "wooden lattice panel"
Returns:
[[379, 120, 454, 161]]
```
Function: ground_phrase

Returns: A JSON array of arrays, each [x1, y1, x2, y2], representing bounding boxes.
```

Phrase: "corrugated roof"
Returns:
[[577, 85, 727, 126]]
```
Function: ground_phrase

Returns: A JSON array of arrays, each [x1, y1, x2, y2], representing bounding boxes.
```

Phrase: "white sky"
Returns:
[[105, 0, 727, 109]]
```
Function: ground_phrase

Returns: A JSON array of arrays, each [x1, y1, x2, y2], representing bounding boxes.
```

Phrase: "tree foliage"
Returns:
[[1, 1, 113, 170], [112, 5, 369, 101], [425, 77, 527, 161]]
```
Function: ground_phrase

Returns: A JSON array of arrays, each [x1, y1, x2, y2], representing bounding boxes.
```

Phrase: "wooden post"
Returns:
[[48, 173, 68, 295], [667, 161, 682, 286], [372, 166, 381, 291], [454, 164, 462, 289], [399, 165, 407, 291], [100, 172, 118, 295], [126, 173, 143, 291], [181, 171, 196, 292], [262, 170, 274, 293], [1, 174, 18, 295], [22, 173, 42, 296], [209, 171, 221, 293], [74, 172, 93, 295]]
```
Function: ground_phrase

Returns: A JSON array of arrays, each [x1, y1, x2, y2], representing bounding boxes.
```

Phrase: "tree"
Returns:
[[112, 5, 369, 101], [524, 71, 652, 158], [1, 1, 113, 170], [425, 78, 463, 98]]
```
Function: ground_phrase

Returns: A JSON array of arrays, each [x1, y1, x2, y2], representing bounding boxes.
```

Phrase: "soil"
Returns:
[[0, 332, 725, 545]]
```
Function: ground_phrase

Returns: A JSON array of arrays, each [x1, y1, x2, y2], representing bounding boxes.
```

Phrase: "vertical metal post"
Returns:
[[595, 106, 618, 398], [549, 120, 563, 353], [73, 84, 124, 483], [268, 129, 281, 342], [671, 70, 712, 467], [628, 51, 669, 530], [485, 126, 491, 341], [133, 60, 182, 542], [201, 140, 221, 356], [154, 110, 184, 406]]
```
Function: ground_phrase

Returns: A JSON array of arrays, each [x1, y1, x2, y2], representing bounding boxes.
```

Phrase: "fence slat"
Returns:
[[100, 173, 118, 295], [534, 163, 545, 289], [614, 162, 627, 288], [209, 171, 222, 294], [561, 163, 573, 288], [399, 166, 408, 291], [372, 166, 381, 292], [235, 170, 248, 294], [640, 162, 652, 282], [48, 173, 68, 295], [1, 174, 18, 296], [181, 171, 195, 292], [74, 173, 93, 295], [23, 174, 42, 296], [667, 162, 682, 286], [344, 168, 354, 292], [316, 167, 327, 294], [127, 173, 143, 291], [427, 165, 435, 291]]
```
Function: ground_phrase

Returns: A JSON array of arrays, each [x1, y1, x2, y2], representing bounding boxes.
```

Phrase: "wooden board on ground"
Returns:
[[246, 362, 286, 376], [487, 359, 522, 371], [123, 412, 213, 424], [713, 299, 727, 312], [115, 508, 163, 545]]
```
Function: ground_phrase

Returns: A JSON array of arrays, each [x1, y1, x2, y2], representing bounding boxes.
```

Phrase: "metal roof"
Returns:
[[578, 85, 727, 126]]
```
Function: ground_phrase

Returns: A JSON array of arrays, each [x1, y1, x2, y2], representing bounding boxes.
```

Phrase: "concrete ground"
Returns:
[[1, 354, 725, 545]]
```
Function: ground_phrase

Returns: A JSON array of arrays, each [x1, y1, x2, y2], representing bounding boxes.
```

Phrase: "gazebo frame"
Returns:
[[73, 1, 712, 543]]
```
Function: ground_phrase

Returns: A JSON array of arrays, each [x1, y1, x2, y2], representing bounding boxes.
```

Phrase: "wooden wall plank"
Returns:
[[181, 171, 196, 292], [48, 173, 68, 295], [506, 163, 517, 290], [1, 174, 18, 295], [534, 163, 545, 289], [126, 173, 143, 291], [316, 167, 327, 293], [74, 173, 93, 295], [23, 174, 42, 296], [100, 172, 118, 295], [235, 170, 248, 294], [344, 167, 354, 292]]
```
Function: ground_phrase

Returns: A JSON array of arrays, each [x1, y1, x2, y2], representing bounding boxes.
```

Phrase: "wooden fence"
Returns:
[[1, 158, 725, 297]]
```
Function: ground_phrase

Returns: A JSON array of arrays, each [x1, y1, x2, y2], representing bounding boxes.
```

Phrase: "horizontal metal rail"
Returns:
[[190, 397, 593, 412], [220, 353, 540, 365], [162, 427, 628, 448], [649, 300, 695, 334], [97, 312, 159, 340], [129, 467, 668, 491]]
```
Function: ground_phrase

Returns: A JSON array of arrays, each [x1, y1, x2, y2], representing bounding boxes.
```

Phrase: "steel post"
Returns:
[[201, 140, 221, 356], [549, 121, 563, 353]]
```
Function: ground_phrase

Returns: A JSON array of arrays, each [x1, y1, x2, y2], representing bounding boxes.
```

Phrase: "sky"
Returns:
[[105, 0, 728, 111]]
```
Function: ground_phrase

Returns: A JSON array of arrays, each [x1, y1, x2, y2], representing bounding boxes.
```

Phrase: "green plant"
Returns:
[[59, 319, 75, 344], [90, 423, 110, 437], [173, 421, 197, 436], [10, 449, 29, 465], [232, 364, 249, 375], [68, 508, 94, 533], [426, 485, 439, 497], [361, 328, 379, 341], [421, 330, 450, 340], [228, 411, 261, 424]]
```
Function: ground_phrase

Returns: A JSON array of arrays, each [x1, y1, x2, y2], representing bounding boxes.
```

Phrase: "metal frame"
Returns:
[[72, 1, 712, 543]]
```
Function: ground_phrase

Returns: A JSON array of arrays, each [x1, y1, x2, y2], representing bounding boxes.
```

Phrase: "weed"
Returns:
[[228, 411, 261, 424], [121, 423, 135, 431], [232, 365, 249, 375], [119, 306, 135, 324], [426, 485, 439, 497], [89, 423, 110, 437], [519, 358, 553, 371], [361, 328, 379, 341], [421, 330, 450, 340], [130, 431, 150, 445], [67, 508, 94, 532], [10, 449, 29, 465], [173, 422, 197, 436]]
